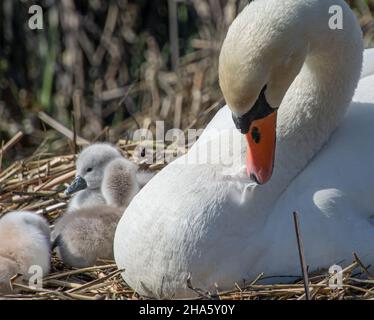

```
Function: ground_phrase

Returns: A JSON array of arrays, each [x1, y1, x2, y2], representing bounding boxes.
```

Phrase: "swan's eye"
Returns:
[[252, 127, 261, 144], [86, 168, 93, 173]]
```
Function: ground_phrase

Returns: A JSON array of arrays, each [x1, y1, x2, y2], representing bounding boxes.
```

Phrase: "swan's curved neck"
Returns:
[[266, 0, 363, 198]]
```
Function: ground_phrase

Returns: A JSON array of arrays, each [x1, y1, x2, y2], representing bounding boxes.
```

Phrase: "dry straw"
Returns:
[[1, 0, 374, 300]]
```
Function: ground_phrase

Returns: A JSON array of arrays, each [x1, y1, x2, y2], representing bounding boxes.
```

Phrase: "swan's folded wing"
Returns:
[[191, 105, 236, 150]]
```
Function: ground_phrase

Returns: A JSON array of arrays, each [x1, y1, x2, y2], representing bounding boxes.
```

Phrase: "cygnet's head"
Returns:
[[65, 143, 122, 194]]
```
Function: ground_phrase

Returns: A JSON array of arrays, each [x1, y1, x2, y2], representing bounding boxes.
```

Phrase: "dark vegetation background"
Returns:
[[0, 0, 373, 165]]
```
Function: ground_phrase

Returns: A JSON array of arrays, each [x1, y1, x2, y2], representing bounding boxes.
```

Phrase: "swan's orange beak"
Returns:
[[245, 111, 277, 185]]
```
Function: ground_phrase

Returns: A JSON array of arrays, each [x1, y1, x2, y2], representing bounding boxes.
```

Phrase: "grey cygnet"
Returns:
[[54, 143, 153, 268]]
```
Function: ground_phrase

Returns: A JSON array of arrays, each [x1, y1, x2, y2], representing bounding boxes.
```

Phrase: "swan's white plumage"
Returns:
[[114, 0, 374, 298], [362, 48, 374, 79]]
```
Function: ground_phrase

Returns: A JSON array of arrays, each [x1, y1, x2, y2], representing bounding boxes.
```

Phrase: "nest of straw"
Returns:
[[1, 0, 374, 301], [1, 135, 374, 300]]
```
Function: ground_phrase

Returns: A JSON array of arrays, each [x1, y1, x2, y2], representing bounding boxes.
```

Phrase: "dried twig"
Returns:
[[38, 112, 90, 146], [293, 211, 311, 300]]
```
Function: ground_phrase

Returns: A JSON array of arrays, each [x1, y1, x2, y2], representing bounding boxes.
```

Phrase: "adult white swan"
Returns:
[[114, 0, 374, 298]]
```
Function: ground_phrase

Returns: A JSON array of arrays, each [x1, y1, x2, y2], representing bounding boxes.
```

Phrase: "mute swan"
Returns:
[[54, 143, 145, 268], [114, 0, 374, 298], [0, 211, 51, 294]]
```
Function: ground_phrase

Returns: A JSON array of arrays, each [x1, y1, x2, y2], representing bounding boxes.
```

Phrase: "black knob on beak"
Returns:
[[231, 85, 276, 134]]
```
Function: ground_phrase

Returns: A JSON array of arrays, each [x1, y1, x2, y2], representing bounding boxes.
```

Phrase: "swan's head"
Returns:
[[219, 2, 307, 184], [65, 143, 122, 194]]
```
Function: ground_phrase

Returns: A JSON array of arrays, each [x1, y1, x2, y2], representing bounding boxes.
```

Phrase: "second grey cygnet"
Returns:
[[53, 143, 153, 268]]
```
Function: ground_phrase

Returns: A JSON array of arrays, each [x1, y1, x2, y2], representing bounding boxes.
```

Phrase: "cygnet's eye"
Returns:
[[86, 168, 93, 173]]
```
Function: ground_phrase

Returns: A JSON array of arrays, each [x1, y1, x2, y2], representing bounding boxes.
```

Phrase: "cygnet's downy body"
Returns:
[[0, 256, 18, 294], [53, 205, 123, 268], [0, 211, 51, 294], [54, 143, 148, 268]]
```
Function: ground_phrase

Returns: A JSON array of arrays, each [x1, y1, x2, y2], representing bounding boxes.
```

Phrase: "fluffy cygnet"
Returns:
[[53, 205, 123, 268], [0, 211, 51, 294], [65, 143, 125, 212], [54, 143, 150, 268]]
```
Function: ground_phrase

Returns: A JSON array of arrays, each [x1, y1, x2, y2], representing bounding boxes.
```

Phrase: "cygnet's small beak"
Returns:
[[64, 175, 87, 196]]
